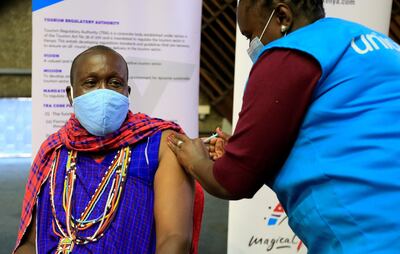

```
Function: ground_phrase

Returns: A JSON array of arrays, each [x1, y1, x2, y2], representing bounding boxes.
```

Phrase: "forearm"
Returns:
[[189, 158, 234, 200], [15, 206, 37, 254], [156, 234, 191, 254], [14, 243, 36, 254]]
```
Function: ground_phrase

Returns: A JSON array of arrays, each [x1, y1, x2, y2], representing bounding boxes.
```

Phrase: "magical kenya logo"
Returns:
[[248, 203, 304, 252]]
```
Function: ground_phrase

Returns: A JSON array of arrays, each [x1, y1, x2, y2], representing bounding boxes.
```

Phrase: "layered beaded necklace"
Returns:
[[49, 147, 131, 254]]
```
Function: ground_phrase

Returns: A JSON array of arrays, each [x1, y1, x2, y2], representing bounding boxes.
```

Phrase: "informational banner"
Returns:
[[324, 0, 393, 34], [32, 0, 202, 154], [229, 1, 393, 253]]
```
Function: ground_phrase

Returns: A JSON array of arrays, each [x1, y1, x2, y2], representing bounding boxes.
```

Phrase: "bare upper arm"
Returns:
[[15, 208, 36, 254], [154, 130, 194, 253]]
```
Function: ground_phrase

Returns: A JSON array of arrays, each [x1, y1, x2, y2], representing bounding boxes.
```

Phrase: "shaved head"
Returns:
[[70, 45, 129, 86]]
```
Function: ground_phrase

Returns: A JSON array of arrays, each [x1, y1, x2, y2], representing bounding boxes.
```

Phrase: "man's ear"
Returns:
[[66, 86, 73, 105]]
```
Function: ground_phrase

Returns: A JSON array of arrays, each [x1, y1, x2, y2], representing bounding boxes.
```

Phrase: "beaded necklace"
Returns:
[[49, 147, 131, 254]]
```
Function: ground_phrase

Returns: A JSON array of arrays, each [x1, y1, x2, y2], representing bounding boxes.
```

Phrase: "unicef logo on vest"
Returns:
[[351, 32, 400, 55]]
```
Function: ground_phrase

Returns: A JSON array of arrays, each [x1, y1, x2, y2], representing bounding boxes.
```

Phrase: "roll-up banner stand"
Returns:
[[32, 0, 202, 154], [228, 1, 393, 253]]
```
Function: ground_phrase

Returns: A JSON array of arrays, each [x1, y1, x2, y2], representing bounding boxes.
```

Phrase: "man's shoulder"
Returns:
[[130, 112, 168, 123], [36, 131, 63, 155]]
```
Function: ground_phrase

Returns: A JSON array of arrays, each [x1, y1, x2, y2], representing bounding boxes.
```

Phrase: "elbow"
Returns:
[[228, 192, 256, 200], [215, 181, 262, 200], [212, 161, 261, 200], [207, 185, 257, 200], [224, 189, 257, 200]]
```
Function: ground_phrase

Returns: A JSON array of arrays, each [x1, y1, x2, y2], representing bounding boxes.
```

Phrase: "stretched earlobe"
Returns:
[[66, 86, 73, 105]]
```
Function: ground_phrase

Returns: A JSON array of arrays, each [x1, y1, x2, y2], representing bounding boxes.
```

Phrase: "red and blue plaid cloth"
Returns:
[[14, 111, 204, 253]]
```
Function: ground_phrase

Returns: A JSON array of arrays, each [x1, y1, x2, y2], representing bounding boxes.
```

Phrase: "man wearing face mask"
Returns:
[[168, 0, 400, 253], [14, 45, 203, 254]]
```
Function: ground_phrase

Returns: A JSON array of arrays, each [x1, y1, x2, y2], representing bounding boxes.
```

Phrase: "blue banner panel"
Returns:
[[32, 0, 63, 12]]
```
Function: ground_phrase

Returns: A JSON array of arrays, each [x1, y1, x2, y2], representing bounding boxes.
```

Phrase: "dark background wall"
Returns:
[[0, 0, 32, 97]]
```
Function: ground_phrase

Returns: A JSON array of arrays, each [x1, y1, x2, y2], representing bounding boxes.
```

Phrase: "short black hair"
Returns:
[[69, 45, 129, 85], [255, 0, 325, 22], [291, 0, 325, 20]]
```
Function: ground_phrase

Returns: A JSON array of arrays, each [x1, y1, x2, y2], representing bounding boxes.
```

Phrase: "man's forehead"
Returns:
[[70, 46, 129, 84], [73, 49, 128, 77], [76, 49, 124, 65]]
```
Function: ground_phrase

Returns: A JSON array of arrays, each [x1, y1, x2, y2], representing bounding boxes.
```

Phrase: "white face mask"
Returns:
[[247, 9, 276, 63]]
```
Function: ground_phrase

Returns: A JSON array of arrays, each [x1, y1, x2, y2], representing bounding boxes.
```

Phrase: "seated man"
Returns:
[[14, 45, 203, 254]]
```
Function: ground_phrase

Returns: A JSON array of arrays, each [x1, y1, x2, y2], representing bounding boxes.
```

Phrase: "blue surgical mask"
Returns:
[[72, 89, 129, 136], [247, 9, 276, 63]]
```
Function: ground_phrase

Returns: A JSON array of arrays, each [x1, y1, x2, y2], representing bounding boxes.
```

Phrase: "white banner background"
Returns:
[[228, 1, 393, 253], [32, 0, 202, 154]]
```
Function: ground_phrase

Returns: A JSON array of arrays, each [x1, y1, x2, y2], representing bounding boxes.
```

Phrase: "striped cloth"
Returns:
[[14, 111, 204, 253], [37, 133, 159, 253]]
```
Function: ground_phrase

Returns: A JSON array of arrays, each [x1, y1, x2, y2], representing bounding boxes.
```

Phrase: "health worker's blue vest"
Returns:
[[258, 18, 400, 253]]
